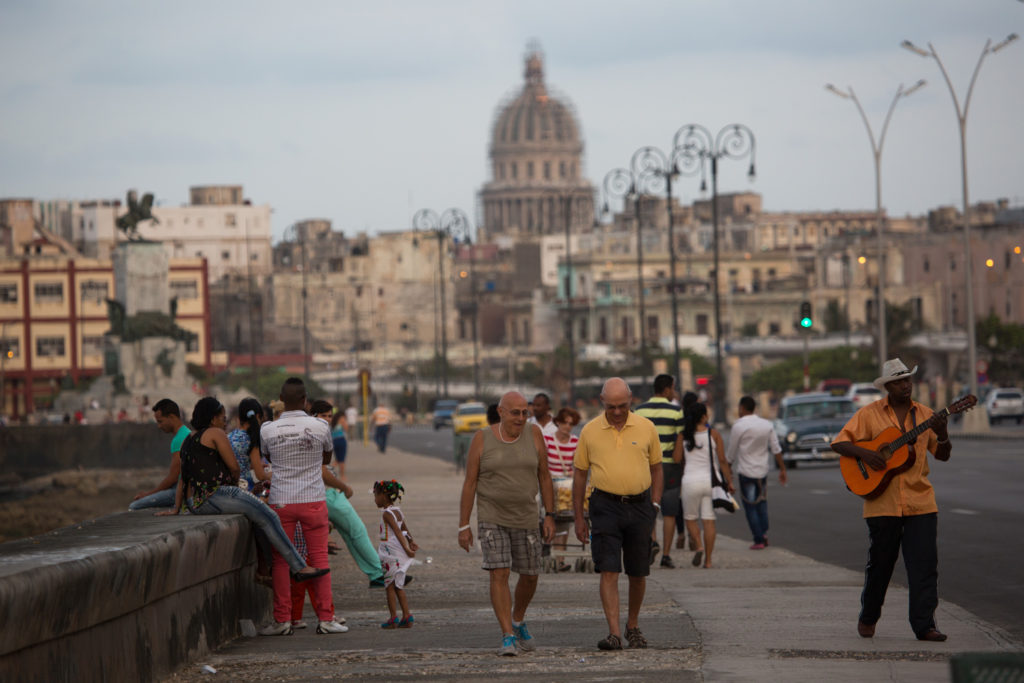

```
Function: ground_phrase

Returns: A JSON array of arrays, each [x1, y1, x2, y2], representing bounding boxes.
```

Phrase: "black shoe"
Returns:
[[649, 540, 660, 566], [368, 577, 386, 588], [292, 567, 329, 583], [660, 555, 676, 569]]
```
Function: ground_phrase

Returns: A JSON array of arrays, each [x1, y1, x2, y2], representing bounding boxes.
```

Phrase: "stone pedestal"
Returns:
[[119, 338, 188, 393], [113, 242, 169, 316]]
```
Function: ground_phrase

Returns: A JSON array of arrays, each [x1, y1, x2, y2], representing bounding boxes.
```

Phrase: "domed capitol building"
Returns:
[[479, 47, 595, 239]]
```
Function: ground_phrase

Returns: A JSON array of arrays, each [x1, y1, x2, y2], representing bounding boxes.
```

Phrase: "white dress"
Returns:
[[377, 504, 416, 588]]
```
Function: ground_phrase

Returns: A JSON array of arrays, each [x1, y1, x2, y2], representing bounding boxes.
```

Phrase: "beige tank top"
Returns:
[[476, 426, 540, 529]]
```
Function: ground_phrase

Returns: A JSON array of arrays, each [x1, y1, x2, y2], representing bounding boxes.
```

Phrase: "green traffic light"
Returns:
[[800, 317, 812, 328]]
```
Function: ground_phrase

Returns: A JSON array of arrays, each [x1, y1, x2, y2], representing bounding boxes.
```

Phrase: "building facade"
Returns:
[[0, 255, 212, 418]]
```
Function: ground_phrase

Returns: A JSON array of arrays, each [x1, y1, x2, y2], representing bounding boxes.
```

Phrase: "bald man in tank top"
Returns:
[[458, 391, 556, 656]]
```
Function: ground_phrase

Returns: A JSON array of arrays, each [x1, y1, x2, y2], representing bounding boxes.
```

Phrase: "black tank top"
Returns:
[[181, 428, 235, 509]]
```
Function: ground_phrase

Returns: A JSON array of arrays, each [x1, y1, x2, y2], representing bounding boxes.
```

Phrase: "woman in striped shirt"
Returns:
[[543, 407, 581, 477]]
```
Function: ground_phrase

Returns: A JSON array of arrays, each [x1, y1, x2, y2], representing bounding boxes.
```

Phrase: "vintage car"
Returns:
[[773, 393, 857, 467]]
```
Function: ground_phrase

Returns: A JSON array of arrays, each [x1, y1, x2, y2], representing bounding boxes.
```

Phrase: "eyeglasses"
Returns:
[[505, 409, 530, 417]]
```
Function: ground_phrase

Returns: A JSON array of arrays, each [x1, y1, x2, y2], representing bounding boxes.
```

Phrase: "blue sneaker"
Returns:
[[499, 633, 517, 656], [513, 622, 535, 651]]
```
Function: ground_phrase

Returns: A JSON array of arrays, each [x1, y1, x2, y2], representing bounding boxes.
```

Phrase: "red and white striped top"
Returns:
[[543, 433, 579, 477]]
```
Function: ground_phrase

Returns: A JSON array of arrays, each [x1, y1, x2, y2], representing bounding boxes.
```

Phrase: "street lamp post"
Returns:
[[413, 207, 473, 399], [674, 124, 756, 425], [603, 168, 648, 392], [631, 145, 686, 387], [458, 235, 481, 398], [826, 80, 926, 368], [902, 33, 1017, 423]]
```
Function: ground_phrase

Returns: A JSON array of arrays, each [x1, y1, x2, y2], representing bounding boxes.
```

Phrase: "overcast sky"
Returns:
[[1, 1, 1022, 242]]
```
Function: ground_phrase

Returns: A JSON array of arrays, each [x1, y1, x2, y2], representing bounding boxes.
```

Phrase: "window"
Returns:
[[34, 282, 64, 303], [527, 161, 534, 179], [696, 314, 709, 335], [598, 316, 608, 343], [0, 283, 16, 303], [82, 335, 105, 356], [544, 161, 551, 180], [221, 251, 231, 261], [560, 161, 566, 178], [579, 317, 588, 341], [923, 258, 930, 273], [80, 280, 108, 303], [511, 163, 517, 179], [1, 337, 18, 359], [769, 322, 780, 335], [225, 213, 236, 226], [36, 336, 66, 357], [186, 336, 199, 353], [170, 280, 199, 300]]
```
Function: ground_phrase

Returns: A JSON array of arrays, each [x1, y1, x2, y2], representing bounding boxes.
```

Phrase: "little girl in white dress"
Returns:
[[375, 479, 419, 628]]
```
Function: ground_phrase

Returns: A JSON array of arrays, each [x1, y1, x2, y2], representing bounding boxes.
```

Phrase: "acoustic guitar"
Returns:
[[840, 394, 977, 499]]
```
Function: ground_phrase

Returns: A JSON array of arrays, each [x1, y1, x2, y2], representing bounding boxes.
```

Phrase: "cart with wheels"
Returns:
[[542, 477, 595, 573]]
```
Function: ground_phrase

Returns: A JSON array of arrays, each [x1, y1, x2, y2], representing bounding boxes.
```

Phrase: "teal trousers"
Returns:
[[325, 487, 384, 581]]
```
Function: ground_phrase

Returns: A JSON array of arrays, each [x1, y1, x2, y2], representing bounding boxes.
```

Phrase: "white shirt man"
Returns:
[[725, 396, 786, 549], [259, 378, 344, 634]]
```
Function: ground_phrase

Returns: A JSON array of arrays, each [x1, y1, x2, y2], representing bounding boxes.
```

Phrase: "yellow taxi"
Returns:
[[452, 402, 489, 434]]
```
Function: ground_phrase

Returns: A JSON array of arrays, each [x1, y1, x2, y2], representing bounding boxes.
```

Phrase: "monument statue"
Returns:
[[115, 190, 159, 241]]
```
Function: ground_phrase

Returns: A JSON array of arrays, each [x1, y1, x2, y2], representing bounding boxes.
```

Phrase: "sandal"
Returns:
[[380, 616, 399, 629], [597, 633, 623, 650], [399, 615, 415, 628], [327, 541, 341, 555], [625, 626, 648, 649], [692, 550, 704, 567]]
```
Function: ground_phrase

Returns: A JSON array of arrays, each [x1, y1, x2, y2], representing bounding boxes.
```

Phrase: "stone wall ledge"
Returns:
[[0, 511, 269, 682]]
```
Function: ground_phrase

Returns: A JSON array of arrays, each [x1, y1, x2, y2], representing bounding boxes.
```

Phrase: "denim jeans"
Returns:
[[190, 485, 306, 574], [374, 424, 391, 453], [738, 474, 769, 545], [128, 487, 177, 511]]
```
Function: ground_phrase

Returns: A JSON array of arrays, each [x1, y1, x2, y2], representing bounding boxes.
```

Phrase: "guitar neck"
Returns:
[[890, 408, 948, 450]]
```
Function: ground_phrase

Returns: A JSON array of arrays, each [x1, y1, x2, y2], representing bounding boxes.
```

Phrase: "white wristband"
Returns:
[[652, 502, 661, 509], [458, 524, 471, 532]]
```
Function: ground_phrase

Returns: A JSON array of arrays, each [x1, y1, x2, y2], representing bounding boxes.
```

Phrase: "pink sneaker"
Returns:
[[749, 543, 766, 550]]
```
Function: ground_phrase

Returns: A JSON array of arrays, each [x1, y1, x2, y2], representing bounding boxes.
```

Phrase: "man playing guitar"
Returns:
[[831, 358, 952, 642]]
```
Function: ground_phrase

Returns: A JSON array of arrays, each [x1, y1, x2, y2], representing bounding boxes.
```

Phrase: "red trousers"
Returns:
[[271, 501, 333, 623]]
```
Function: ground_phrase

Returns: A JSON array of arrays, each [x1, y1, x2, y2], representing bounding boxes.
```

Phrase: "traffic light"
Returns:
[[799, 301, 813, 328]]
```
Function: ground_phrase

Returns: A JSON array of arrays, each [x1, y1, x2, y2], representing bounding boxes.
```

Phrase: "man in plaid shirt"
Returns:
[[259, 377, 347, 635]]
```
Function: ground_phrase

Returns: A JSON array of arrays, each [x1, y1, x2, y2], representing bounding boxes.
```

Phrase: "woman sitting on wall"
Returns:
[[156, 396, 328, 586]]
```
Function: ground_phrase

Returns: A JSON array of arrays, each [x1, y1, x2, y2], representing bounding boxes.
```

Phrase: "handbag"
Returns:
[[708, 429, 739, 513]]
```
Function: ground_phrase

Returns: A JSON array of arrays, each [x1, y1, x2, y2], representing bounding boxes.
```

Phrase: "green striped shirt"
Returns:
[[633, 397, 684, 463]]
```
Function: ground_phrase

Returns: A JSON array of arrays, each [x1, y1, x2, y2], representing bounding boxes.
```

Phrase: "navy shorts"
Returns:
[[588, 489, 657, 577]]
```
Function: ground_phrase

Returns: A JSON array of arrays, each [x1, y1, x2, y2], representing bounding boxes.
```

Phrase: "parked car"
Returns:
[[985, 387, 1024, 425], [774, 393, 858, 467], [452, 402, 489, 434], [846, 382, 883, 408], [432, 399, 460, 430], [817, 378, 852, 396]]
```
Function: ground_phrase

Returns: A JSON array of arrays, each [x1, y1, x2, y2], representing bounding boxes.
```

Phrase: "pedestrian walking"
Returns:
[[680, 402, 733, 569], [831, 358, 953, 642], [458, 391, 556, 656], [572, 378, 663, 651], [633, 374, 685, 568], [726, 396, 786, 549]]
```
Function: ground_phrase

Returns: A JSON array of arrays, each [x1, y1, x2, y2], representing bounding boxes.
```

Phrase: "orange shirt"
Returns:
[[832, 396, 939, 518]]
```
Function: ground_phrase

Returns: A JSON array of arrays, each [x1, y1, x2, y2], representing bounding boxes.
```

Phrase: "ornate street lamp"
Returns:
[[631, 145, 691, 387], [902, 33, 1018, 428], [673, 124, 756, 424], [413, 207, 473, 399], [602, 167, 648, 392], [826, 80, 926, 368]]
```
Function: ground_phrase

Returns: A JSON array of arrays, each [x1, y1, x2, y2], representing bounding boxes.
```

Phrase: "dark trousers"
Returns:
[[738, 474, 769, 545], [860, 512, 939, 636], [374, 424, 391, 453]]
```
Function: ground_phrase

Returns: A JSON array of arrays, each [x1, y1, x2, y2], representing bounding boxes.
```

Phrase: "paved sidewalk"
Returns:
[[166, 442, 1021, 682]]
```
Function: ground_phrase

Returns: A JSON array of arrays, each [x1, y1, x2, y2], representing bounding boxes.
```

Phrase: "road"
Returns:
[[389, 424, 1024, 644]]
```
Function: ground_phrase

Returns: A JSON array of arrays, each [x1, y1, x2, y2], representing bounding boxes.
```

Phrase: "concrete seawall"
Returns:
[[0, 511, 269, 682], [0, 424, 173, 484]]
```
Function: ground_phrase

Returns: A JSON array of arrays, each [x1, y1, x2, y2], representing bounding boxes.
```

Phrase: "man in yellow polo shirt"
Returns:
[[573, 377, 663, 651]]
